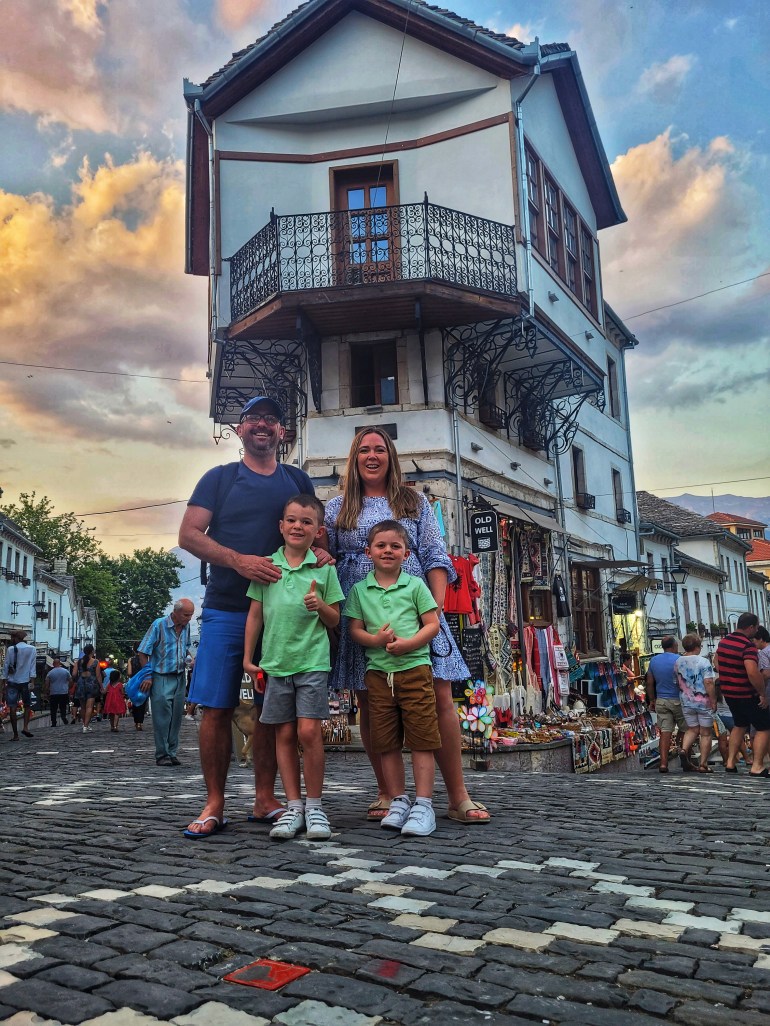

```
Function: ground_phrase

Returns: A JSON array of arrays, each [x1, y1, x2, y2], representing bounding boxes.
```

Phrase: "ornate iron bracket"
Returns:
[[214, 337, 308, 425], [443, 315, 538, 412]]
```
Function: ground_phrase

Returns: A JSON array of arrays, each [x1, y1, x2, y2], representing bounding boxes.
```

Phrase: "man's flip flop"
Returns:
[[367, 797, 391, 821], [247, 809, 284, 823], [183, 816, 228, 839], [446, 799, 491, 824]]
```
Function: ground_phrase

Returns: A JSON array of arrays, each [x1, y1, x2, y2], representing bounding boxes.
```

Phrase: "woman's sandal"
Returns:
[[697, 765, 713, 773], [447, 799, 491, 824], [367, 797, 391, 821]]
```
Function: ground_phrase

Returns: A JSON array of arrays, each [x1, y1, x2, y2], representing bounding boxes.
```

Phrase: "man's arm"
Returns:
[[745, 657, 766, 703], [179, 505, 282, 584], [644, 669, 656, 708]]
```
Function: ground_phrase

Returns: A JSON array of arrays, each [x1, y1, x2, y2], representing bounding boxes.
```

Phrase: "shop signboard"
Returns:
[[469, 510, 499, 553]]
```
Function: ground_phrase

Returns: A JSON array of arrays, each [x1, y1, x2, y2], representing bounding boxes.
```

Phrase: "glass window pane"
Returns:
[[350, 214, 365, 239], [369, 186, 387, 207], [373, 240, 389, 262], [347, 188, 365, 210], [380, 376, 396, 405], [372, 212, 388, 236], [351, 242, 366, 264]]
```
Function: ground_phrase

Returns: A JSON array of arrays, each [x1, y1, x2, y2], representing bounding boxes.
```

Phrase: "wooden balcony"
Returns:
[[226, 197, 520, 339]]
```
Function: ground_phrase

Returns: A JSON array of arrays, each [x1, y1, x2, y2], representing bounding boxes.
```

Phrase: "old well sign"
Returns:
[[469, 509, 499, 553]]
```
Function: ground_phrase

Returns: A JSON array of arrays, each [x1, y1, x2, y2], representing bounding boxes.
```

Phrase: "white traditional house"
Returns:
[[183, 0, 638, 658], [636, 490, 762, 652], [0, 513, 42, 649]]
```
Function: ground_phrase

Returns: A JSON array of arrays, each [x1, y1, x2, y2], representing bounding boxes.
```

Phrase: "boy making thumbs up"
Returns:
[[244, 495, 344, 840]]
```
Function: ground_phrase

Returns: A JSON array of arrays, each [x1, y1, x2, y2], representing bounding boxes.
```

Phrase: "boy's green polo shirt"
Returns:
[[246, 547, 344, 676], [344, 570, 437, 673]]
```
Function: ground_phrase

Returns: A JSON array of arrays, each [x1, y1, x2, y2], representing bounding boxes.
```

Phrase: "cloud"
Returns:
[[0, 151, 209, 445], [504, 22, 536, 43], [602, 129, 768, 410], [216, 0, 273, 32], [637, 54, 696, 103]]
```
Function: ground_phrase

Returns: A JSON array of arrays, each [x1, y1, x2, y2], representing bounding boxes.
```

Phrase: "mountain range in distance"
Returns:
[[667, 493, 770, 535]]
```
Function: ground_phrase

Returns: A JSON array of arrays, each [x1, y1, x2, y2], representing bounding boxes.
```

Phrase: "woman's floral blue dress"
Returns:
[[325, 493, 470, 692]]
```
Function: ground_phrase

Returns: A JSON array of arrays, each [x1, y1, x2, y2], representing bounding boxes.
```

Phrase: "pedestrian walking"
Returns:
[[103, 669, 127, 732], [178, 395, 332, 838], [242, 494, 344, 842], [1, 628, 37, 740], [346, 519, 442, 837], [715, 613, 769, 776], [46, 657, 72, 726], [126, 644, 147, 731], [73, 645, 102, 732], [645, 636, 693, 773], [138, 599, 195, 766], [674, 634, 717, 773]]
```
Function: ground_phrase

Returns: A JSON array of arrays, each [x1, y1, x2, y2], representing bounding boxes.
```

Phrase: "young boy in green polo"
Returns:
[[345, 519, 441, 837], [244, 494, 344, 841]]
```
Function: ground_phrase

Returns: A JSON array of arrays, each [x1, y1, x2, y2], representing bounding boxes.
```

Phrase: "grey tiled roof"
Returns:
[[201, 0, 554, 88], [636, 491, 723, 538]]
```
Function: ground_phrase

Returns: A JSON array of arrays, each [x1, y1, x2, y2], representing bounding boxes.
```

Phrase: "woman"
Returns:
[[74, 644, 102, 733], [326, 427, 490, 823], [126, 643, 147, 731]]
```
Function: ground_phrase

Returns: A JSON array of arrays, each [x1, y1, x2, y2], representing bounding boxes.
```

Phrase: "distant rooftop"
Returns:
[[706, 511, 767, 528], [636, 491, 725, 538], [748, 538, 770, 563]]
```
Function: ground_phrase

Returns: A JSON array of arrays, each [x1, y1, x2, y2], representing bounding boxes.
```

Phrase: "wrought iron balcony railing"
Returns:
[[228, 196, 517, 323]]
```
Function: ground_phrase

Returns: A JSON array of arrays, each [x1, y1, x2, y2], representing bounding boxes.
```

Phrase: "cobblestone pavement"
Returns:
[[2, 719, 770, 1026]]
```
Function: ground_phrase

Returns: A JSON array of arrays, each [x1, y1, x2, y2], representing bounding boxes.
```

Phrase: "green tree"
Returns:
[[2, 491, 102, 570], [76, 560, 120, 656], [106, 548, 184, 652]]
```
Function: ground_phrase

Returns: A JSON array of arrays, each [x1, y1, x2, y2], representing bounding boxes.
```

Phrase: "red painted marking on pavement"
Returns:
[[224, 958, 311, 990], [375, 959, 403, 978]]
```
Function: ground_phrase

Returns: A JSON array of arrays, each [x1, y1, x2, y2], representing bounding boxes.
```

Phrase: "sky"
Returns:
[[1, 0, 768, 558]]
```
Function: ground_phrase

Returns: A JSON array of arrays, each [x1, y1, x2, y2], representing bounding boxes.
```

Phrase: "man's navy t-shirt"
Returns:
[[189, 461, 314, 612], [648, 651, 679, 700]]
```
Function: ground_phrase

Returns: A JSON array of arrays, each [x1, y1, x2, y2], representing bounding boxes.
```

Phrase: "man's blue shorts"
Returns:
[[188, 607, 263, 710]]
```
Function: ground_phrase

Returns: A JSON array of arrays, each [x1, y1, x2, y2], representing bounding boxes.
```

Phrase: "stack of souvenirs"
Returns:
[[446, 538, 655, 773]]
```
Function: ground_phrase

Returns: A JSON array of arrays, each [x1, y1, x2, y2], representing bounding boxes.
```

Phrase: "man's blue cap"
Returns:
[[240, 395, 285, 422]]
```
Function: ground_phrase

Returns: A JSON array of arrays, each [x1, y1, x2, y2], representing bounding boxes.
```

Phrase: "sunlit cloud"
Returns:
[[637, 54, 696, 103], [0, 151, 209, 445]]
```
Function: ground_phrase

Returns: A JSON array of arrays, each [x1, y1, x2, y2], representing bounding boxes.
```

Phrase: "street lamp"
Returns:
[[670, 567, 689, 586]]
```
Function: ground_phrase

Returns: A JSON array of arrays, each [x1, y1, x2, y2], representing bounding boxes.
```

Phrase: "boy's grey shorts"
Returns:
[[259, 671, 330, 724]]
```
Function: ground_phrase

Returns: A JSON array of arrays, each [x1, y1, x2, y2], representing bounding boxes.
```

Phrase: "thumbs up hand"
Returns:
[[304, 579, 320, 612]]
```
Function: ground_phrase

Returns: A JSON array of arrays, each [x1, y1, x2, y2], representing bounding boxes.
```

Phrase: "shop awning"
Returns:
[[613, 573, 662, 591], [498, 501, 566, 535], [570, 558, 646, 570]]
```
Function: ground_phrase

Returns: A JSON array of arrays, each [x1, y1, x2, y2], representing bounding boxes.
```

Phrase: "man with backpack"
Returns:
[[178, 395, 332, 838], [2, 628, 37, 740]]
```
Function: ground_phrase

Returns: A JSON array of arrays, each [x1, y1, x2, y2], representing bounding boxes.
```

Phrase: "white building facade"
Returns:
[[184, 0, 638, 658]]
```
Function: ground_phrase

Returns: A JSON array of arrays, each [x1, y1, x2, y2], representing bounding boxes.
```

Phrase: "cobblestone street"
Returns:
[[2, 719, 770, 1026]]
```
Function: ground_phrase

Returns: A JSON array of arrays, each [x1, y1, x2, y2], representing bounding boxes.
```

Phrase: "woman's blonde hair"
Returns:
[[337, 427, 419, 531]]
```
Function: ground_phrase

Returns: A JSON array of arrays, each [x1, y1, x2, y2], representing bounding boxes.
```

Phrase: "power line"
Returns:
[[76, 500, 187, 517], [0, 358, 207, 383], [621, 271, 770, 322]]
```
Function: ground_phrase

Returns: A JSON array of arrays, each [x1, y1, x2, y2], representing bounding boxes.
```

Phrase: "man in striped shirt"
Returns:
[[715, 613, 769, 776], [139, 599, 195, 767]]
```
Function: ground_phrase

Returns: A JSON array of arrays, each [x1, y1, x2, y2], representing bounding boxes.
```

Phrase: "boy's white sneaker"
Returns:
[[381, 796, 412, 831], [401, 802, 436, 837], [305, 807, 332, 840], [269, 808, 305, 840]]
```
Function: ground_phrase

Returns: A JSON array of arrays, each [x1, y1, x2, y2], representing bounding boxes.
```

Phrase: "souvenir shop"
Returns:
[[443, 502, 657, 774]]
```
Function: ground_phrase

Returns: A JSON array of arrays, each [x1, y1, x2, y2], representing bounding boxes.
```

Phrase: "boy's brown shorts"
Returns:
[[365, 664, 441, 754]]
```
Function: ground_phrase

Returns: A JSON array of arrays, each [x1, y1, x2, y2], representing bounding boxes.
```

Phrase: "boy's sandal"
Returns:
[[367, 797, 391, 821], [446, 799, 491, 824]]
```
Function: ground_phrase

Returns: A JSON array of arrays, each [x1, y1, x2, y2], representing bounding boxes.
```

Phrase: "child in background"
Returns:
[[345, 520, 441, 837], [244, 494, 344, 841], [675, 633, 717, 773], [103, 669, 127, 733]]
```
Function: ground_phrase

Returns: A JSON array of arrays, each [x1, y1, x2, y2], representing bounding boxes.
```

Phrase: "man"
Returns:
[[138, 599, 195, 766], [46, 657, 72, 727], [646, 636, 693, 773], [179, 395, 330, 838], [715, 612, 769, 776], [1, 628, 37, 740]]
